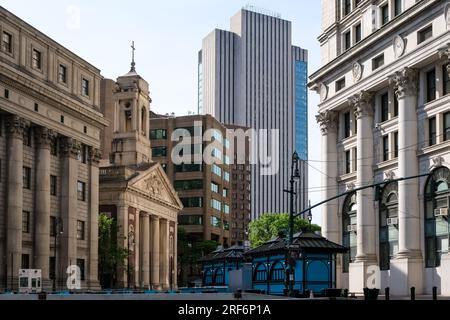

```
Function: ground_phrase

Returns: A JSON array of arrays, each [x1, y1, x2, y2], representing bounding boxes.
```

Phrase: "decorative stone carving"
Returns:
[[5, 115, 27, 139], [316, 110, 338, 135], [352, 62, 363, 82], [346, 183, 355, 191], [34, 127, 55, 147], [432, 156, 445, 169], [59, 137, 81, 158], [88, 147, 102, 164], [438, 43, 450, 77], [389, 67, 418, 99], [319, 83, 328, 101], [349, 91, 374, 119], [393, 35, 406, 58], [145, 172, 162, 197], [384, 170, 396, 181]]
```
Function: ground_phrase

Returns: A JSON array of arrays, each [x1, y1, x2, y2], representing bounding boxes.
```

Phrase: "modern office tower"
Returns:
[[0, 6, 108, 290], [310, 0, 450, 296], [198, 7, 309, 219]]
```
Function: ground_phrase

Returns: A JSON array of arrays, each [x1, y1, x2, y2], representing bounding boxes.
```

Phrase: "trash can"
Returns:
[[363, 288, 379, 300]]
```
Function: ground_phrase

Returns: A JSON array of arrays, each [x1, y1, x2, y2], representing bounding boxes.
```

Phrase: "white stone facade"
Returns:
[[310, 0, 450, 296]]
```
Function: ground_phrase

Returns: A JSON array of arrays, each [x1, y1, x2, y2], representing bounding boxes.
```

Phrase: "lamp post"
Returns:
[[127, 229, 135, 289], [52, 217, 63, 292], [283, 151, 301, 297]]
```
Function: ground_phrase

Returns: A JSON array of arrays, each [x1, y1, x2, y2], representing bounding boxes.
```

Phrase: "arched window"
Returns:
[[253, 263, 267, 282], [214, 268, 224, 285], [379, 182, 399, 271], [424, 167, 450, 268], [204, 269, 213, 286], [342, 193, 357, 273], [141, 106, 147, 136], [270, 261, 285, 281]]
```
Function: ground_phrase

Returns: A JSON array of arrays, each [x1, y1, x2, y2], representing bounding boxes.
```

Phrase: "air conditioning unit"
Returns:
[[386, 218, 398, 226], [434, 208, 449, 218], [347, 225, 357, 233]]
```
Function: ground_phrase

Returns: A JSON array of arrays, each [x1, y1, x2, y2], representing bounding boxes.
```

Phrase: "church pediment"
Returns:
[[128, 164, 182, 209]]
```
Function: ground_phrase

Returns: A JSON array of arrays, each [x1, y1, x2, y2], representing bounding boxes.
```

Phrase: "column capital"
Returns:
[[151, 216, 160, 222], [88, 146, 102, 165], [5, 115, 27, 139], [439, 43, 450, 77], [34, 127, 56, 148], [316, 110, 338, 135], [59, 137, 81, 159], [389, 67, 418, 99], [349, 91, 374, 120], [140, 211, 150, 218]]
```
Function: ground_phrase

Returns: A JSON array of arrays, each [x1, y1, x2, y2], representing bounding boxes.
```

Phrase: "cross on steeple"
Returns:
[[130, 41, 136, 72]]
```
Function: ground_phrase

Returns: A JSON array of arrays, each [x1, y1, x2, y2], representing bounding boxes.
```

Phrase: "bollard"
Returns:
[[432, 287, 438, 301], [385, 287, 390, 301], [410, 287, 415, 301]]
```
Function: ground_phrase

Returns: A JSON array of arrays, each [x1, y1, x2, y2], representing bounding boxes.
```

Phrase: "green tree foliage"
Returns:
[[248, 213, 321, 248], [98, 213, 128, 288]]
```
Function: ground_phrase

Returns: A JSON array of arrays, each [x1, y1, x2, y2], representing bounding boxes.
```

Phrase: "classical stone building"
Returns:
[[0, 6, 107, 290], [310, 0, 450, 296], [99, 63, 182, 290]]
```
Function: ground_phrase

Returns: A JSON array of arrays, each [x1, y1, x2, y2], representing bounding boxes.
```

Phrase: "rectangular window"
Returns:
[[22, 211, 30, 233], [224, 204, 230, 214], [211, 182, 219, 193], [77, 221, 85, 240], [23, 127, 32, 147], [336, 78, 346, 92], [51, 140, 58, 156], [372, 54, 384, 70], [211, 199, 221, 211], [34, 103, 39, 112], [78, 144, 87, 163], [58, 64, 67, 84], [76, 259, 85, 280], [394, 132, 399, 158], [418, 25, 433, 44], [223, 188, 228, 198], [174, 179, 203, 191], [50, 175, 57, 196], [21, 254, 30, 269], [344, 0, 351, 16], [224, 171, 230, 182], [344, 112, 351, 138], [394, 0, 402, 16], [429, 117, 436, 146], [381, 4, 389, 25], [174, 163, 202, 173], [426, 69, 436, 103], [150, 129, 167, 140], [393, 94, 398, 117], [23, 166, 31, 189], [355, 23, 362, 43], [179, 215, 203, 226], [180, 197, 203, 208], [344, 31, 351, 51], [381, 93, 389, 122], [345, 150, 351, 174], [77, 181, 86, 201], [32, 49, 42, 70], [445, 112, 450, 141], [2, 31, 12, 53], [444, 64, 450, 96], [50, 216, 56, 237], [383, 136, 389, 161], [82, 78, 89, 96], [210, 216, 222, 228], [151, 146, 167, 158], [212, 164, 222, 177]]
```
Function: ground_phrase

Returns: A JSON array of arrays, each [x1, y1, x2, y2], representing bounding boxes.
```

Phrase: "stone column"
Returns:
[[160, 219, 169, 290], [173, 222, 178, 289], [59, 137, 81, 285], [389, 67, 423, 295], [5, 115, 26, 290], [34, 127, 54, 288], [116, 204, 128, 287], [151, 216, 160, 290], [140, 213, 150, 288], [439, 45, 450, 296], [87, 147, 101, 290], [348, 91, 377, 293]]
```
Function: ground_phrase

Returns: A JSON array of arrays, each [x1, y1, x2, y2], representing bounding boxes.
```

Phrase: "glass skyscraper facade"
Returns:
[[295, 60, 308, 161]]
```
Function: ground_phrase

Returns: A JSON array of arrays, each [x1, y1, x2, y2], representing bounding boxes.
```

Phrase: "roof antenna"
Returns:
[[130, 41, 136, 72]]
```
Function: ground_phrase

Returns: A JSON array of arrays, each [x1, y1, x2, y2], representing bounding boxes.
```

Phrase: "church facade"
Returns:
[[99, 61, 182, 290]]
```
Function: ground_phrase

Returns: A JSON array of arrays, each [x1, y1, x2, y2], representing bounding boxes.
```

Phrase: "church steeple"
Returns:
[[130, 41, 136, 72]]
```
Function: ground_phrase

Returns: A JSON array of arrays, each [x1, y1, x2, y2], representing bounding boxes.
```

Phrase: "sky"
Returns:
[[1, 0, 324, 225]]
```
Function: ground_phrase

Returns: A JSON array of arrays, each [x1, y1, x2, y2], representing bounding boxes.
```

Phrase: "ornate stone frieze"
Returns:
[[4, 115, 27, 139], [316, 110, 338, 135], [59, 137, 81, 158], [34, 127, 56, 147], [349, 91, 374, 119], [388, 67, 418, 99], [384, 170, 396, 181]]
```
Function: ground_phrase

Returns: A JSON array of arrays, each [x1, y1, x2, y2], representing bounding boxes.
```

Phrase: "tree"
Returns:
[[248, 213, 321, 248], [98, 213, 128, 289], [177, 228, 218, 287]]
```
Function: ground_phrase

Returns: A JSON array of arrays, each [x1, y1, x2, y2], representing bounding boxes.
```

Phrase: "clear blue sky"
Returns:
[[1, 0, 323, 225]]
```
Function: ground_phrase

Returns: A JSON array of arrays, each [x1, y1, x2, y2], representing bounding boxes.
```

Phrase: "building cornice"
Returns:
[[310, 0, 437, 85]]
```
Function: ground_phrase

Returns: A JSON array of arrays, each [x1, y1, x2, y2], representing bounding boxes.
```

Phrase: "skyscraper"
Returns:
[[198, 6, 308, 219]]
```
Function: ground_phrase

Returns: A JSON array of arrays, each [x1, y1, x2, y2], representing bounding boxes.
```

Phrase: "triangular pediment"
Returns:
[[128, 163, 183, 209]]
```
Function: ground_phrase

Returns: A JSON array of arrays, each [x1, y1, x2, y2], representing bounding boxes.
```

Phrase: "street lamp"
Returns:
[[283, 151, 301, 297], [52, 217, 63, 292], [127, 228, 135, 289]]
